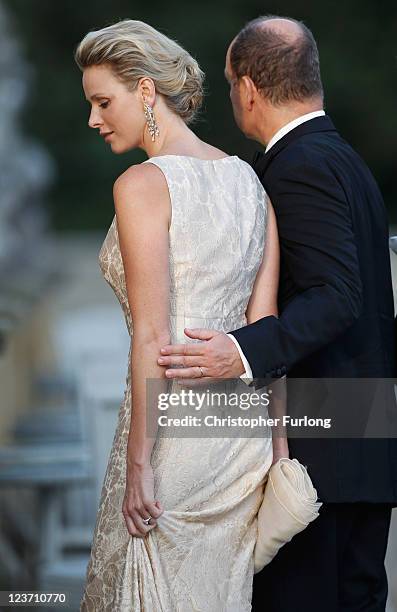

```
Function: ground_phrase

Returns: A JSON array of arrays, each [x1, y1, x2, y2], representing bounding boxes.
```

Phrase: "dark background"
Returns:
[[5, 0, 397, 230]]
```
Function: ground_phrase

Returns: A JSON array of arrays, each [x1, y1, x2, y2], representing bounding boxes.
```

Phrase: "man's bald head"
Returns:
[[229, 15, 323, 106], [259, 17, 303, 40]]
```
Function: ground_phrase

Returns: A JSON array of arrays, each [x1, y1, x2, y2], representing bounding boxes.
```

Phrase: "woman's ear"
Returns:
[[138, 77, 156, 107]]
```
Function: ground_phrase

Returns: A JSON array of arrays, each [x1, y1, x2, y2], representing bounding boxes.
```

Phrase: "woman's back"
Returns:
[[99, 154, 268, 343]]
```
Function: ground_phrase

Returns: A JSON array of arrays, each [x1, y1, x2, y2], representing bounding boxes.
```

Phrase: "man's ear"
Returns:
[[240, 75, 257, 110]]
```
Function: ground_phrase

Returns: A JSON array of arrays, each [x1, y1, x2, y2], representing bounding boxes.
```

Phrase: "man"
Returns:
[[158, 15, 397, 611]]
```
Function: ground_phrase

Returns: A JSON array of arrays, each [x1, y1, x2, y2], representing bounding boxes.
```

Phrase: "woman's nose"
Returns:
[[88, 107, 103, 129]]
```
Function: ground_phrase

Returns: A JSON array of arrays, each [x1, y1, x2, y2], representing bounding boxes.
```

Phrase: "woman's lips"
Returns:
[[103, 132, 113, 142]]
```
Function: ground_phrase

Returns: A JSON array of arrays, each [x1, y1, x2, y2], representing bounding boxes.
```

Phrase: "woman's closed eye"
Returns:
[[99, 101, 109, 109]]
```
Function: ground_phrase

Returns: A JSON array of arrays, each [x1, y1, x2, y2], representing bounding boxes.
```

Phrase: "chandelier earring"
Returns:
[[143, 99, 160, 142]]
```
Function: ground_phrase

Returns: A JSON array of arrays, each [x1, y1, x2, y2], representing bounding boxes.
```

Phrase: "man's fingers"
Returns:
[[165, 366, 205, 379], [184, 328, 217, 341], [160, 342, 204, 356], [158, 355, 205, 367], [159, 329, 217, 356]]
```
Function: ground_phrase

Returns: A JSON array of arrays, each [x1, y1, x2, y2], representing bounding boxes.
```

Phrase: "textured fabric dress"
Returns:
[[80, 155, 273, 611]]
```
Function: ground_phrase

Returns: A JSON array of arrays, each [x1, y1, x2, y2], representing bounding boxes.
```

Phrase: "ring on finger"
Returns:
[[198, 366, 204, 377]]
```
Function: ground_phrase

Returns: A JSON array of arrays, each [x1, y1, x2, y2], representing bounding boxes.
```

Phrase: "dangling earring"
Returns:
[[143, 99, 159, 142]]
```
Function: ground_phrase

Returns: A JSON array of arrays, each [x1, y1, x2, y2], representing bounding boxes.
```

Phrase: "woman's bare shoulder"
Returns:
[[112, 162, 171, 229], [113, 162, 168, 203]]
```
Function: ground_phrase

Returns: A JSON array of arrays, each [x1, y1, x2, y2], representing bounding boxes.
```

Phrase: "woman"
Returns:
[[75, 18, 286, 611]]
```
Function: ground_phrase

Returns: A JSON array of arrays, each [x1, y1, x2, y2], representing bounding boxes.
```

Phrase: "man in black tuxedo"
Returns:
[[158, 15, 396, 611]]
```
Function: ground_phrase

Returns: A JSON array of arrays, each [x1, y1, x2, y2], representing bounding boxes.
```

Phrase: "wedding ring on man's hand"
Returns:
[[198, 366, 204, 377], [142, 516, 152, 525]]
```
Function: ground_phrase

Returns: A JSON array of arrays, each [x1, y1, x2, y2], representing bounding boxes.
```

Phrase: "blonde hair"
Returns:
[[74, 19, 204, 124]]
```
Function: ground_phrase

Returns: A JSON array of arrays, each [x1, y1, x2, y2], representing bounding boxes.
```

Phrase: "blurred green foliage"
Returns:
[[4, 0, 397, 230]]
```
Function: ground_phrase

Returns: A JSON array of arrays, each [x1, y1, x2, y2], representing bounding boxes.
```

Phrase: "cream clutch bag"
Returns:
[[254, 457, 322, 574]]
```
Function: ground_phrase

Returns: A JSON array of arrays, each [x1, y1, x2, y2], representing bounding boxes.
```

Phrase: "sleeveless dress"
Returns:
[[80, 155, 273, 611]]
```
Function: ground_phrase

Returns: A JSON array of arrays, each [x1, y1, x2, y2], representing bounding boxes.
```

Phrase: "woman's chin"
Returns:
[[109, 140, 132, 155], [108, 142, 123, 154]]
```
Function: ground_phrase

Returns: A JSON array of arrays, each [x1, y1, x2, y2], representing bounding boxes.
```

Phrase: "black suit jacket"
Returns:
[[230, 115, 397, 504]]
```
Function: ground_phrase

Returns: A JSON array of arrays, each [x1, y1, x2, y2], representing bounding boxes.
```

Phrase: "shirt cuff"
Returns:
[[227, 333, 253, 384]]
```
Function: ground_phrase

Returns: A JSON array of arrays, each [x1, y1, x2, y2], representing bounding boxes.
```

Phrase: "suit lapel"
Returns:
[[253, 115, 338, 175]]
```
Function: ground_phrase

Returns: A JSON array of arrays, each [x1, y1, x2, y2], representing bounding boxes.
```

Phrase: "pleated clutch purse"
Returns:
[[254, 457, 322, 574]]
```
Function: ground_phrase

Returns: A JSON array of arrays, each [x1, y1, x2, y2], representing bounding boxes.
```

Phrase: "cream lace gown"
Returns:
[[80, 155, 273, 611]]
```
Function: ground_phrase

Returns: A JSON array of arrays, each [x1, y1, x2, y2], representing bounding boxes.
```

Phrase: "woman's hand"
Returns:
[[122, 461, 164, 538], [271, 436, 290, 466]]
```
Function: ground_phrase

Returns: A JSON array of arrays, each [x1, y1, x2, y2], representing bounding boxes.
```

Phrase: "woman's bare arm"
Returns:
[[246, 196, 279, 325], [113, 162, 171, 469], [245, 196, 289, 462]]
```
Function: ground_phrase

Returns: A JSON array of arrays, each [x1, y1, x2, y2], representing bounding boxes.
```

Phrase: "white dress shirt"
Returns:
[[227, 110, 325, 381]]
